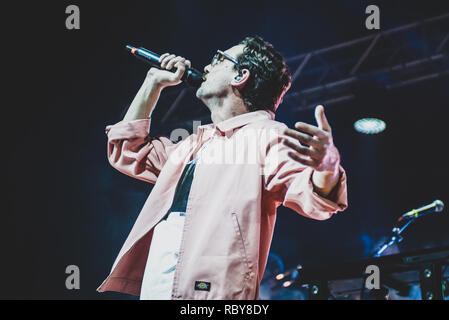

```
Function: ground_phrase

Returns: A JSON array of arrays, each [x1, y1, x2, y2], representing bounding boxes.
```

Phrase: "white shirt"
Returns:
[[140, 139, 212, 300], [140, 211, 186, 300]]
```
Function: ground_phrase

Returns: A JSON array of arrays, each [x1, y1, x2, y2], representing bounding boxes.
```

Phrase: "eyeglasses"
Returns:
[[210, 50, 239, 67]]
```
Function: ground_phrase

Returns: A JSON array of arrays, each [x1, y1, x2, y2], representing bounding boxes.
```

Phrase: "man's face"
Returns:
[[196, 45, 244, 102]]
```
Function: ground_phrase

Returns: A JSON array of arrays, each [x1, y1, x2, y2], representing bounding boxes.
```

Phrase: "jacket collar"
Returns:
[[198, 110, 275, 136]]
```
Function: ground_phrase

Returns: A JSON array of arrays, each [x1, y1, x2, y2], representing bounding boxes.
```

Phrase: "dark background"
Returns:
[[2, 0, 448, 299]]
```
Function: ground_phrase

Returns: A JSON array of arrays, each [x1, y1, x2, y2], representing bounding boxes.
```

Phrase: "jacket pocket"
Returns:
[[230, 212, 252, 278]]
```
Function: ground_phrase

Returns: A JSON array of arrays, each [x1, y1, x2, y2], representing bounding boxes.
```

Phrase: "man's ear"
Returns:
[[231, 69, 250, 89]]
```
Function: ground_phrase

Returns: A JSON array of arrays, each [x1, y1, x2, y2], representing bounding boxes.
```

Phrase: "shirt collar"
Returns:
[[197, 110, 275, 136]]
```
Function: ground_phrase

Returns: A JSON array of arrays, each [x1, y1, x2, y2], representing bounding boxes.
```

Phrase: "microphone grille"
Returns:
[[434, 200, 444, 212]]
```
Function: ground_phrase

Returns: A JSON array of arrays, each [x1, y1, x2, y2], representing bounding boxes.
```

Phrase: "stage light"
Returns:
[[275, 273, 285, 280], [354, 118, 386, 134]]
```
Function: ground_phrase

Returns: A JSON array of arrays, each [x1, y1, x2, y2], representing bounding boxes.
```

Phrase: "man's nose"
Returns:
[[204, 64, 211, 73]]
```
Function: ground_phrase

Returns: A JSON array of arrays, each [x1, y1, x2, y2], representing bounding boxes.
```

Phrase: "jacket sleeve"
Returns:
[[105, 118, 178, 184], [261, 124, 348, 220]]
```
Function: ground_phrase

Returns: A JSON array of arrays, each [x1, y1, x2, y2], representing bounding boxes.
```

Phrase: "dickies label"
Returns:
[[194, 281, 211, 291]]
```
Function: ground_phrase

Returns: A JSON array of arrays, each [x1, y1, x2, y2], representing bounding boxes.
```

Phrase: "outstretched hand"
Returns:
[[282, 105, 341, 197], [282, 105, 340, 173]]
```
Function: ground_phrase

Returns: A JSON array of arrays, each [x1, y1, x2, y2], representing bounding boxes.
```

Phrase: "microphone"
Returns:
[[398, 200, 444, 221], [125, 45, 205, 88]]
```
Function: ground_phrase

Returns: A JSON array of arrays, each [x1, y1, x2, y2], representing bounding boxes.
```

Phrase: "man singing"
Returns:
[[97, 36, 348, 299]]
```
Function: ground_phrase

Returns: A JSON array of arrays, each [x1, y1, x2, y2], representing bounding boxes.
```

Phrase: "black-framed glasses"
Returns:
[[211, 50, 239, 66]]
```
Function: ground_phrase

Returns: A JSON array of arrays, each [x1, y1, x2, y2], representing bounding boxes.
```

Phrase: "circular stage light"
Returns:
[[354, 118, 386, 134]]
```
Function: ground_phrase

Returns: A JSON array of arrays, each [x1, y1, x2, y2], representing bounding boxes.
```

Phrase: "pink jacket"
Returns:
[[97, 110, 348, 299]]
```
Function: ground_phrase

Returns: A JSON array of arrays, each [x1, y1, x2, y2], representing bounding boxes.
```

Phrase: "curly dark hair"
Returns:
[[234, 36, 291, 113]]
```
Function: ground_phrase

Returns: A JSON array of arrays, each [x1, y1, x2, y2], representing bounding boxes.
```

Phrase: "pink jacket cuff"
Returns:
[[106, 118, 151, 141], [283, 166, 348, 220]]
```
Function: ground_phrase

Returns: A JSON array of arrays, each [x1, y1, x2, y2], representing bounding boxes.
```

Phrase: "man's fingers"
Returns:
[[283, 128, 323, 149], [158, 53, 170, 63], [283, 139, 321, 160], [167, 56, 185, 70], [173, 60, 187, 79], [287, 152, 316, 168], [315, 105, 332, 132], [160, 54, 176, 68], [294, 122, 327, 139]]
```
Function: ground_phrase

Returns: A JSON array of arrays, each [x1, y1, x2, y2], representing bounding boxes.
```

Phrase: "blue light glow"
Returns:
[[354, 118, 386, 134]]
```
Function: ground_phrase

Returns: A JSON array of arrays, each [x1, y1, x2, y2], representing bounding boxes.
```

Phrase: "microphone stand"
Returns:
[[360, 215, 418, 299], [371, 218, 415, 258], [372, 205, 443, 258]]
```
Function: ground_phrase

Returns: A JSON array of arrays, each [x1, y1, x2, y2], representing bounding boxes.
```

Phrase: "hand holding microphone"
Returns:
[[149, 53, 191, 88], [126, 45, 204, 88]]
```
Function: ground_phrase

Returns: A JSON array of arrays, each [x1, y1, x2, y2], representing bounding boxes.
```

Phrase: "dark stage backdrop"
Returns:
[[2, 0, 448, 299]]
